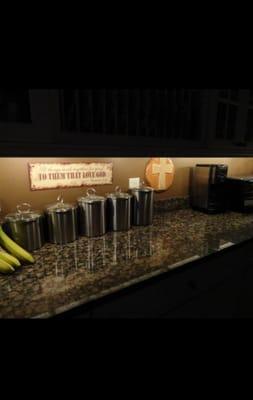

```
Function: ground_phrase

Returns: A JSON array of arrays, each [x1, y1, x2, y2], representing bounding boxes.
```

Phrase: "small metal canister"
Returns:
[[77, 188, 106, 237], [130, 183, 154, 226], [4, 203, 45, 251], [45, 195, 78, 245], [106, 186, 132, 232]]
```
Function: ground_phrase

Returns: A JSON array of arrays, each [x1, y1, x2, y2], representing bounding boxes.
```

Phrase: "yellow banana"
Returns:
[[0, 250, 21, 269], [0, 258, 15, 274], [0, 226, 35, 264]]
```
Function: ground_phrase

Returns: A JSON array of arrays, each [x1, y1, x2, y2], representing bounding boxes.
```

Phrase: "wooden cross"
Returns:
[[152, 158, 173, 190]]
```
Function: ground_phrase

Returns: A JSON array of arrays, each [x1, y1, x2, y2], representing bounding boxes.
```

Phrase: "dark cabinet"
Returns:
[[211, 90, 242, 143], [240, 90, 253, 147], [55, 89, 253, 156], [90, 268, 204, 319], [58, 89, 208, 154], [0, 90, 58, 145], [0, 90, 31, 123], [234, 253, 253, 317], [2, 88, 253, 156], [206, 89, 253, 153], [163, 240, 253, 318], [162, 277, 241, 318]]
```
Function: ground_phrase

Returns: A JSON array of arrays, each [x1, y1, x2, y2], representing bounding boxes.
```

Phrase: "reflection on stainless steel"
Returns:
[[79, 200, 106, 237], [47, 209, 78, 245], [191, 166, 210, 210], [85, 237, 106, 272], [4, 203, 45, 251], [79, 227, 157, 271], [132, 227, 154, 258], [72, 241, 78, 271], [106, 187, 132, 232], [54, 241, 79, 277], [54, 245, 64, 277], [78, 189, 106, 237], [190, 164, 228, 212], [127, 231, 131, 260], [46, 197, 78, 245], [112, 232, 119, 265], [130, 187, 154, 226], [108, 227, 155, 264]]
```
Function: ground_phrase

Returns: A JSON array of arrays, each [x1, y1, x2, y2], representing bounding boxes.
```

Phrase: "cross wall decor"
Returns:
[[145, 158, 175, 192]]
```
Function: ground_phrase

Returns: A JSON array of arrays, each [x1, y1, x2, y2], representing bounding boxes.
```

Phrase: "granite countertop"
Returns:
[[1, 207, 253, 318]]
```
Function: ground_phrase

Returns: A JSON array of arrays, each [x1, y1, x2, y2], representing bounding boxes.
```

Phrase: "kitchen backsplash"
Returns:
[[154, 197, 190, 212], [1, 157, 253, 214]]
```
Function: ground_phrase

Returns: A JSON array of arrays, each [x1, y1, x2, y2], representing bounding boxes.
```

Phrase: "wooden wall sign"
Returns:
[[145, 158, 175, 192], [28, 162, 113, 191]]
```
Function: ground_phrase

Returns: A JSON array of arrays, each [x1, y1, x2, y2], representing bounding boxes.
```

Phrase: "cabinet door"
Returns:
[[0, 89, 57, 143], [57, 89, 208, 154], [206, 89, 249, 152], [162, 277, 240, 318], [238, 90, 253, 149], [162, 241, 253, 318], [235, 259, 253, 317]]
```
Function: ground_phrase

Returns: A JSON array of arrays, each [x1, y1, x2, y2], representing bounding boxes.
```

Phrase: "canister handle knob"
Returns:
[[115, 186, 121, 194], [141, 180, 152, 190], [17, 203, 32, 214], [57, 194, 64, 204], [87, 188, 96, 197]]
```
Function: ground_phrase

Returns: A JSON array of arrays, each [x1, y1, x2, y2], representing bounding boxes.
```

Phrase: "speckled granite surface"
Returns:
[[1, 208, 253, 318], [154, 197, 190, 212]]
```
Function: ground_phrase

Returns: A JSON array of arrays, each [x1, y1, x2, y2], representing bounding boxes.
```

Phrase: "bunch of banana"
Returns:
[[0, 248, 21, 274], [0, 225, 34, 274]]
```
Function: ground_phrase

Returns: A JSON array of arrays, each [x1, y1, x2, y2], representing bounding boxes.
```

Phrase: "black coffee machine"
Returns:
[[225, 176, 253, 212], [190, 164, 228, 213]]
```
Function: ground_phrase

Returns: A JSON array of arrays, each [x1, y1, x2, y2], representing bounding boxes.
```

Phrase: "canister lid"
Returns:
[[107, 186, 132, 199], [77, 188, 106, 204], [5, 203, 43, 222], [46, 195, 77, 213], [129, 181, 154, 192]]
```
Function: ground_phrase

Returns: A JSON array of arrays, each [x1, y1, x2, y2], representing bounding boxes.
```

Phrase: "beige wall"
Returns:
[[0, 157, 253, 215]]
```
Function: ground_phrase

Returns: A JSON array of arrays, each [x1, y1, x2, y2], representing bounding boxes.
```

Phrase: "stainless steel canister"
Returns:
[[45, 195, 78, 245], [130, 184, 154, 226], [106, 186, 132, 231], [77, 188, 106, 237], [4, 203, 45, 251]]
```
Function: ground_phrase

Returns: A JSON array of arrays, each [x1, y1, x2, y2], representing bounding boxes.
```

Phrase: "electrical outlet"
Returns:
[[129, 177, 141, 189]]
